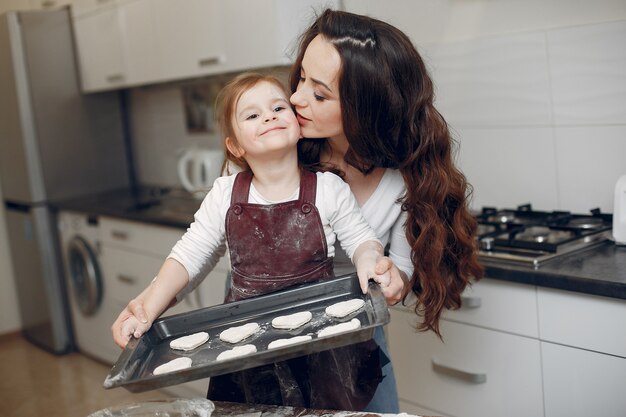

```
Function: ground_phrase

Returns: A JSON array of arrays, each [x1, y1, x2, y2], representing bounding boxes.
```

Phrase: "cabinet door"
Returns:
[[72, 6, 126, 92], [538, 287, 626, 357], [444, 278, 539, 337], [118, 0, 157, 86], [218, 0, 340, 74], [388, 308, 544, 417], [153, 0, 223, 81], [542, 342, 626, 417]]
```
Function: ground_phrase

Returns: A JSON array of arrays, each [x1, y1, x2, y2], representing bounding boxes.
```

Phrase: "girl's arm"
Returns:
[[112, 259, 188, 348]]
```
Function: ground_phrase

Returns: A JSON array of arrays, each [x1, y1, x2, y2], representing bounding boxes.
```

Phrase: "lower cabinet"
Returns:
[[388, 278, 626, 417], [99, 216, 230, 397], [389, 307, 544, 417], [542, 342, 626, 417]]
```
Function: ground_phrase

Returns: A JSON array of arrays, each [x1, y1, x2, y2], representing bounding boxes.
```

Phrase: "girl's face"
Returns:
[[229, 81, 301, 161], [290, 35, 344, 141]]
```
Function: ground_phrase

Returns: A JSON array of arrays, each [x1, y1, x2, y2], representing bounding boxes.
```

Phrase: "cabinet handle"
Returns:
[[106, 74, 124, 83], [461, 295, 482, 309], [198, 57, 221, 67], [111, 230, 128, 240], [431, 358, 487, 384], [117, 274, 136, 285], [41, 1, 56, 8]]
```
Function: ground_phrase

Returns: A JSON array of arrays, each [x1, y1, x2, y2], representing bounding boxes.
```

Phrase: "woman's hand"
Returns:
[[111, 298, 150, 348], [373, 256, 406, 305]]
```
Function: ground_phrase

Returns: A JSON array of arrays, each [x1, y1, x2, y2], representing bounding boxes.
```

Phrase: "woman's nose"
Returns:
[[290, 90, 303, 106]]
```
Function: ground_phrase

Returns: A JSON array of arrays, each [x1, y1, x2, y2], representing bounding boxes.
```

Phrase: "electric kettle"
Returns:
[[614, 174, 626, 245], [177, 148, 224, 197]]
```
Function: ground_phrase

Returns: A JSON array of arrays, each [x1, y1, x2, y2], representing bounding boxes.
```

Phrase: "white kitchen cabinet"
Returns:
[[71, 0, 156, 92], [443, 278, 539, 337], [216, 0, 340, 75], [538, 287, 626, 416], [389, 307, 544, 417], [99, 216, 230, 398], [31, 0, 73, 9], [537, 287, 626, 358], [71, 1, 126, 91], [152, 0, 223, 82], [99, 216, 229, 311], [71, 0, 340, 91], [542, 342, 626, 417]]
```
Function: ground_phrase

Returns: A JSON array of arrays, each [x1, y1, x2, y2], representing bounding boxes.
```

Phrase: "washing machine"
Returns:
[[58, 211, 120, 364]]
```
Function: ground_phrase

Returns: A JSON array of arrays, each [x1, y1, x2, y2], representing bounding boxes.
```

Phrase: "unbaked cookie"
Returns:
[[325, 298, 365, 318], [219, 322, 260, 343], [267, 335, 313, 350], [153, 357, 192, 375], [318, 318, 361, 337], [271, 311, 312, 330], [216, 344, 257, 361], [169, 331, 209, 351]]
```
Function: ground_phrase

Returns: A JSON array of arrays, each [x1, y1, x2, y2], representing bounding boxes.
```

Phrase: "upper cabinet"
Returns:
[[71, 0, 340, 93], [152, 0, 223, 82]]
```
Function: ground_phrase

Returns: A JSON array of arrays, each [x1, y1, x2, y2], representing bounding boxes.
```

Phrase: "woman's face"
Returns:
[[290, 35, 344, 141]]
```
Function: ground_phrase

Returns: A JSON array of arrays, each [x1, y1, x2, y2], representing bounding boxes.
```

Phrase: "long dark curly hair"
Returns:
[[290, 9, 484, 337]]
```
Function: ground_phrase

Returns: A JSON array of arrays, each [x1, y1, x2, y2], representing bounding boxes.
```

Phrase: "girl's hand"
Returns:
[[111, 298, 149, 348]]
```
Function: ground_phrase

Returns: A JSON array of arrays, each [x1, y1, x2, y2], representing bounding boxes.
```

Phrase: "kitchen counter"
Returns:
[[483, 241, 626, 300], [53, 187, 626, 301], [52, 186, 201, 229]]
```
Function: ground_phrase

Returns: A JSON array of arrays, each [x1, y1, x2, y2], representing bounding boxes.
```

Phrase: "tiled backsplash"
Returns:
[[129, 19, 625, 214], [424, 20, 626, 213]]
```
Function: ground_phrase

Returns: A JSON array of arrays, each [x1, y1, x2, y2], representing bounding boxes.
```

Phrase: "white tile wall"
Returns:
[[548, 20, 626, 125], [422, 32, 553, 127], [424, 19, 626, 212], [455, 127, 559, 210], [131, 85, 222, 186], [555, 127, 626, 213]]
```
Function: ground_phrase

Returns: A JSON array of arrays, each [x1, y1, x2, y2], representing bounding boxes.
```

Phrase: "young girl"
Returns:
[[112, 72, 405, 410]]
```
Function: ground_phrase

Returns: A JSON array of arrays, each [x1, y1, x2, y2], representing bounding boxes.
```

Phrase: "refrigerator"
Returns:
[[0, 8, 130, 354]]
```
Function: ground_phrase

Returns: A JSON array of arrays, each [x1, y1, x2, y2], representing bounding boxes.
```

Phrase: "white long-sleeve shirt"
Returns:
[[169, 171, 380, 297], [332, 169, 413, 280]]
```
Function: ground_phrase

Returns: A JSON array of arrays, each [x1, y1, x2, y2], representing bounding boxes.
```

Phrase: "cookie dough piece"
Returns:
[[153, 357, 192, 375], [219, 322, 260, 344], [325, 298, 365, 318], [170, 331, 209, 351], [271, 311, 313, 330], [318, 318, 361, 338], [268, 335, 313, 350], [216, 344, 257, 361]]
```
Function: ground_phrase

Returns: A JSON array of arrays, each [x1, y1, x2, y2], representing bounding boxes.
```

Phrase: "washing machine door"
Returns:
[[67, 236, 102, 316]]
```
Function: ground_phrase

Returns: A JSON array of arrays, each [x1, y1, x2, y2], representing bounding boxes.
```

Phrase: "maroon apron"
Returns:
[[207, 170, 382, 410]]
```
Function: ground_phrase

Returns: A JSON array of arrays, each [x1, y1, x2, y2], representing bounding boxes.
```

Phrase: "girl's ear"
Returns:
[[225, 137, 244, 158]]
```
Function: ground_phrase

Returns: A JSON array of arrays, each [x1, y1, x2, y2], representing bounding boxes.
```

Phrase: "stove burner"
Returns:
[[566, 217, 604, 230], [513, 227, 573, 244], [475, 205, 612, 266]]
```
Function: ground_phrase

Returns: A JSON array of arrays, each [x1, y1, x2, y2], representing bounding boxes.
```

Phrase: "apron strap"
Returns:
[[298, 170, 317, 205], [230, 171, 253, 205], [231, 169, 317, 206]]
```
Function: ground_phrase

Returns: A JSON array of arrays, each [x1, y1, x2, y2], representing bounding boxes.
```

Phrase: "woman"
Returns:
[[289, 9, 484, 412]]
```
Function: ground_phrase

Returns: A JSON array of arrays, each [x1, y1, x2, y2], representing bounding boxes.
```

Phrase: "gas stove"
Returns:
[[475, 204, 613, 267]]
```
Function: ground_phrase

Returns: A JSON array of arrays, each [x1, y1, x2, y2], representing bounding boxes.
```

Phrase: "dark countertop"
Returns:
[[51, 186, 202, 229], [53, 187, 626, 302], [483, 242, 626, 300]]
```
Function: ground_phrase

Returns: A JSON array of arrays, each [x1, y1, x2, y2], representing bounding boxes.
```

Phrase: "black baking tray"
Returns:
[[104, 273, 389, 392]]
